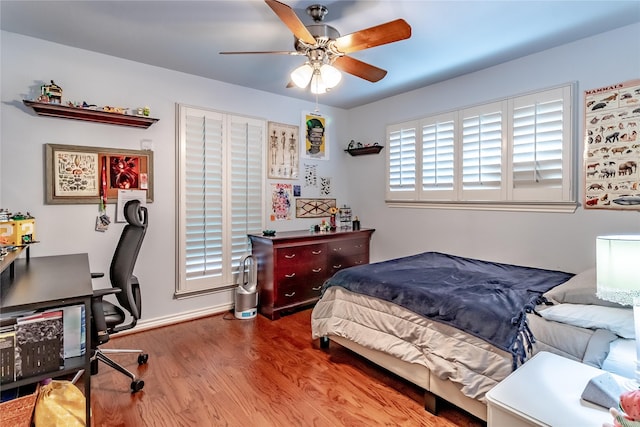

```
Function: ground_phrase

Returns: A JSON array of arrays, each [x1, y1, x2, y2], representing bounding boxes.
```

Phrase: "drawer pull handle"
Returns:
[[333, 264, 342, 269], [333, 247, 342, 252], [355, 244, 363, 248], [311, 250, 323, 255], [355, 261, 364, 265], [285, 273, 296, 278], [312, 268, 322, 273], [284, 254, 296, 259], [312, 286, 322, 291], [285, 291, 296, 297]]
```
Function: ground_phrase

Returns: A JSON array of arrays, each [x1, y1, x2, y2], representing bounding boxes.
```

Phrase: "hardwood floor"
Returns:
[[90, 309, 485, 427]]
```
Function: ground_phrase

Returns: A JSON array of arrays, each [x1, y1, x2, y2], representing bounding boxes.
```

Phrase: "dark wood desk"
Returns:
[[1, 253, 93, 424]]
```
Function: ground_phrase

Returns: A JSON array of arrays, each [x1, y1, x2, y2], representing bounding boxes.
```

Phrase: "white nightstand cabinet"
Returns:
[[486, 351, 629, 427]]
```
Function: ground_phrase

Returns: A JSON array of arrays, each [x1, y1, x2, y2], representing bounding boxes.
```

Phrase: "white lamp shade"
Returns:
[[290, 63, 313, 88], [596, 234, 640, 306], [320, 64, 342, 88], [310, 72, 327, 94]]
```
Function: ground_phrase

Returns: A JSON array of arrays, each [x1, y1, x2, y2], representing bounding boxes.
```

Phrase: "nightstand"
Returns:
[[486, 351, 632, 427]]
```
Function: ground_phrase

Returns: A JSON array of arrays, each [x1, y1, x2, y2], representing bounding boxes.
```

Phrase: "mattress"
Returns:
[[311, 286, 610, 403]]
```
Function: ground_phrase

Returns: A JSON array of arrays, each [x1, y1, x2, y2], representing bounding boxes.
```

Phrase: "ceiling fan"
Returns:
[[220, 0, 412, 94]]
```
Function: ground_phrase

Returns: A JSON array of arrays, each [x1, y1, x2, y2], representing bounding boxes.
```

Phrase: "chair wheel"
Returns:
[[131, 379, 144, 392], [138, 353, 149, 364]]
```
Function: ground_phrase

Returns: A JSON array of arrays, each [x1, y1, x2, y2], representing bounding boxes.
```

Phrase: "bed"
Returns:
[[311, 253, 633, 421]]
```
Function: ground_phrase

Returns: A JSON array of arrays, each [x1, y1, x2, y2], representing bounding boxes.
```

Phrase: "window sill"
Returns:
[[385, 200, 579, 213]]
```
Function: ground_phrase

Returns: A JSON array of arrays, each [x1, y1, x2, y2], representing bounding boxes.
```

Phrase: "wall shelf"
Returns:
[[23, 100, 159, 128], [344, 145, 384, 156]]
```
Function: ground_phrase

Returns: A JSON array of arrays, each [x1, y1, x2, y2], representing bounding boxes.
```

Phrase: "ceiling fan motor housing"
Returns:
[[294, 24, 340, 53]]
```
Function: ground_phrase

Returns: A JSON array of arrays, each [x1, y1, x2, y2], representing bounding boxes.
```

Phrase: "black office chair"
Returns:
[[91, 199, 149, 392]]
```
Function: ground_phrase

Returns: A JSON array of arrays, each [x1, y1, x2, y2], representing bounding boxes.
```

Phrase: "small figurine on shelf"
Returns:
[[37, 80, 63, 104], [329, 207, 338, 230]]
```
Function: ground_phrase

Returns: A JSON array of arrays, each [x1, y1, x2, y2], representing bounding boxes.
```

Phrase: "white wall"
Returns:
[[0, 31, 349, 322], [345, 23, 640, 273]]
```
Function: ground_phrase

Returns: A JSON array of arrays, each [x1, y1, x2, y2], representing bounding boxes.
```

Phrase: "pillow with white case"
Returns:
[[538, 303, 634, 339]]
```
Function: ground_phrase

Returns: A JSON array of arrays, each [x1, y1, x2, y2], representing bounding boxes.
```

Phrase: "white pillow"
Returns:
[[539, 303, 634, 339]]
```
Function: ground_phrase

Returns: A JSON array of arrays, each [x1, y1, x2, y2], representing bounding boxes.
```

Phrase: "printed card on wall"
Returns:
[[583, 79, 640, 210], [270, 183, 293, 221], [301, 112, 329, 160]]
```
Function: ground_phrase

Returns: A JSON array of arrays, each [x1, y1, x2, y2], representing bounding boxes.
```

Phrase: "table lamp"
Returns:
[[596, 234, 640, 383]]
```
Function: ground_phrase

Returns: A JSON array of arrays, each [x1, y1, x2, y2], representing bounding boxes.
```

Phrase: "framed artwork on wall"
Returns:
[[295, 198, 336, 218], [583, 79, 640, 210], [45, 143, 154, 204], [301, 111, 329, 160], [267, 121, 299, 179]]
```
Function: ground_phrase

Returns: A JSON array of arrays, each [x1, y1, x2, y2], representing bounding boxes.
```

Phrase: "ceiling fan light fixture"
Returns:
[[319, 63, 342, 88], [291, 63, 313, 88]]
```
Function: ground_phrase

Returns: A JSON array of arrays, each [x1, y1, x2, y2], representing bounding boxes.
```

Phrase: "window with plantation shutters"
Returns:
[[510, 86, 571, 202], [386, 83, 576, 211], [386, 122, 418, 200], [177, 104, 264, 297]]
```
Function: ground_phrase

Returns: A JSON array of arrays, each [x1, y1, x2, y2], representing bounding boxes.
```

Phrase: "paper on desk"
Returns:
[[116, 190, 146, 223]]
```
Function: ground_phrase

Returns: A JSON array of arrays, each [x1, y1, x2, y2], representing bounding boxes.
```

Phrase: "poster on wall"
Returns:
[[270, 183, 293, 221], [583, 79, 640, 210], [267, 121, 299, 179], [301, 111, 329, 160]]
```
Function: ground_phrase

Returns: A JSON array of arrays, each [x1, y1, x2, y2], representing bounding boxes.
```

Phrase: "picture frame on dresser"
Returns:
[[45, 143, 154, 204]]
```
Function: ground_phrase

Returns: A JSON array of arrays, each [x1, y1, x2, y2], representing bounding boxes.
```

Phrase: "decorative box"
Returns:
[[0, 219, 36, 246]]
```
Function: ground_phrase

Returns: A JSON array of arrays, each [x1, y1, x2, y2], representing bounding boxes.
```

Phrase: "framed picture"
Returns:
[[45, 143, 154, 204], [267, 121, 299, 179], [295, 198, 336, 218], [301, 111, 329, 160]]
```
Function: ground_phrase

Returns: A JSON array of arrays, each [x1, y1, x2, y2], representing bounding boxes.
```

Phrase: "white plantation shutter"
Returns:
[[177, 105, 264, 296], [421, 113, 455, 199], [385, 83, 575, 210], [511, 87, 570, 201], [386, 122, 418, 200], [460, 102, 505, 201]]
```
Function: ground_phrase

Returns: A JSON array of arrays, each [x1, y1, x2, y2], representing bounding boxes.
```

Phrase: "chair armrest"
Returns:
[[91, 272, 105, 279], [92, 287, 121, 299]]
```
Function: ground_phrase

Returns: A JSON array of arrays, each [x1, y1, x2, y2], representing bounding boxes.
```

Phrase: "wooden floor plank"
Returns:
[[90, 309, 485, 427]]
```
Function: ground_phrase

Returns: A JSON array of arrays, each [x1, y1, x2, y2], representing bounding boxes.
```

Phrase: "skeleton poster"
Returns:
[[267, 122, 299, 179], [583, 79, 640, 210]]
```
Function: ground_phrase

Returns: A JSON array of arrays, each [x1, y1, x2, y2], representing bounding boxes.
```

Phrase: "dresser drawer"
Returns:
[[328, 238, 369, 257], [275, 243, 326, 269], [329, 252, 368, 273], [276, 271, 326, 305]]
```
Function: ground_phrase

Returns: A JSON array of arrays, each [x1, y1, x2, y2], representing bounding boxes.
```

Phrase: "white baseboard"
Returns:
[[114, 303, 234, 337]]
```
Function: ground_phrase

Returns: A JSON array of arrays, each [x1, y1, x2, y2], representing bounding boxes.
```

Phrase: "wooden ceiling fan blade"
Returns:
[[334, 19, 411, 54], [333, 56, 387, 83], [220, 51, 302, 55], [265, 0, 317, 45]]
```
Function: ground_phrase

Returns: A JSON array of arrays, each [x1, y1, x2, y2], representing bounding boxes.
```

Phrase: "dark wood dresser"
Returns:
[[248, 228, 375, 320]]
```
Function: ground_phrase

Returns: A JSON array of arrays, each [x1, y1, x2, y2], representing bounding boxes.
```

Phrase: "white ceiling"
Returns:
[[2, 1, 640, 109]]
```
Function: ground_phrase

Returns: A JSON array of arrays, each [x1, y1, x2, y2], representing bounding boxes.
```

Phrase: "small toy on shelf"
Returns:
[[37, 80, 63, 104]]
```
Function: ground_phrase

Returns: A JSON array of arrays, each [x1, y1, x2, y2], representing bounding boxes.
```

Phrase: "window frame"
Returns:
[[386, 83, 578, 213], [176, 103, 265, 298]]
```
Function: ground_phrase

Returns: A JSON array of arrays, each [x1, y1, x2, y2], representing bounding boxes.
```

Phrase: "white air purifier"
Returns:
[[234, 254, 258, 319]]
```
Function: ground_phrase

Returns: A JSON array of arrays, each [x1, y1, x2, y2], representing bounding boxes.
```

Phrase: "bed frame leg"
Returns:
[[424, 390, 438, 415], [319, 336, 330, 348]]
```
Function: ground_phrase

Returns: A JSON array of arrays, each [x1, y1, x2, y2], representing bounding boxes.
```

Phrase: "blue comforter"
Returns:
[[322, 252, 574, 368]]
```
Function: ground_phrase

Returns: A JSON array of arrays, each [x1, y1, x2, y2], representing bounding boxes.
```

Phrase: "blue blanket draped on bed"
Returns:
[[322, 252, 574, 369]]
